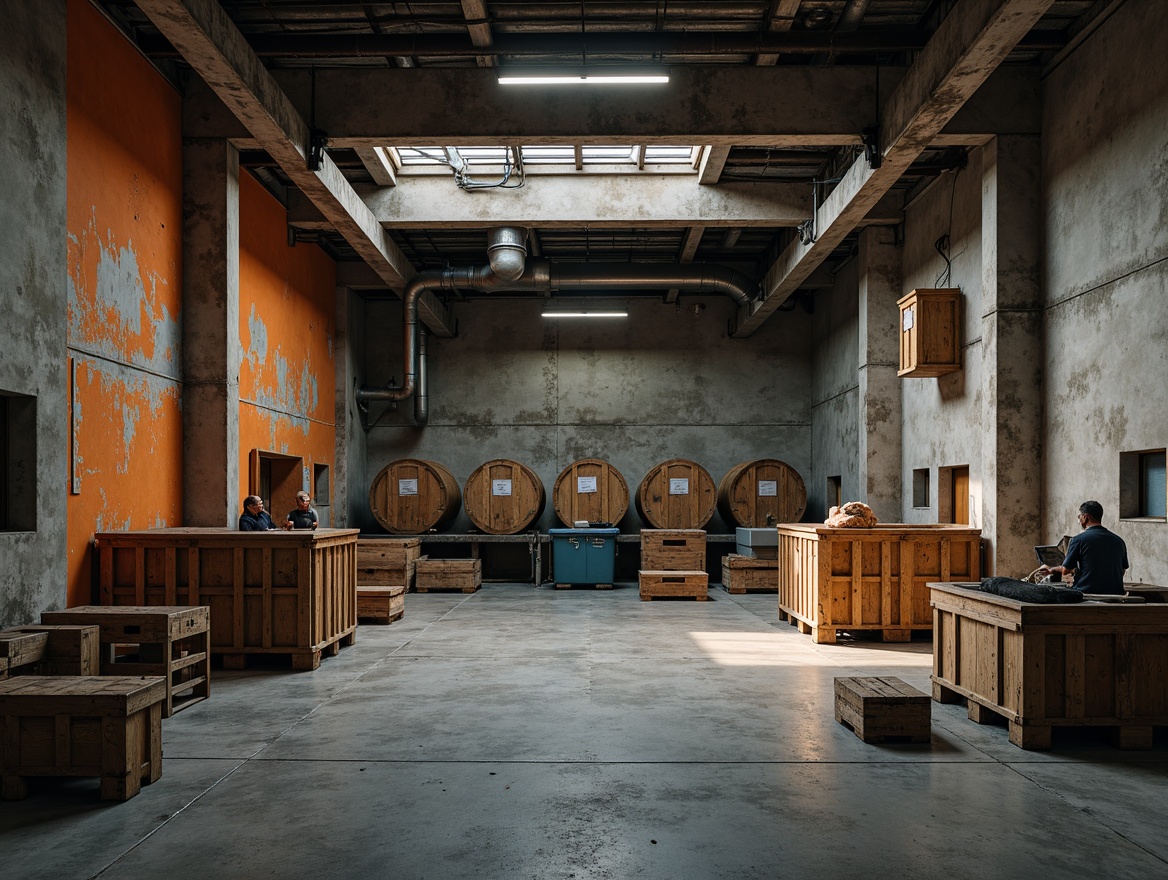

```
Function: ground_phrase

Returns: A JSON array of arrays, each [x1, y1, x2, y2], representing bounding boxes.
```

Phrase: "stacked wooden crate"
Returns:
[[0, 626, 101, 678], [356, 537, 421, 624], [639, 529, 708, 601], [415, 558, 482, 594], [721, 554, 779, 593]]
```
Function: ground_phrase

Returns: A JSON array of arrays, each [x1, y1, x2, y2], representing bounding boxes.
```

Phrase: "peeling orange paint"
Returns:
[[238, 173, 336, 513], [65, 0, 183, 605]]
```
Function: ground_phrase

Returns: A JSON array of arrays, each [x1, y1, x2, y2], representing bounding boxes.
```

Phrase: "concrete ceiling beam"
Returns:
[[732, 0, 1055, 337], [697, 145, 732, 185], [138, 0, 454, 338], [183, 65, 1038, 148]]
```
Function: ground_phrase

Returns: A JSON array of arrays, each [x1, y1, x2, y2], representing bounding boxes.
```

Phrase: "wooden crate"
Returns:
[[357, 585, 405, 624], [639, 570, 709, 601], [0, 675, 165, 801], [777, 523, 981, 644], [0, 626, 100, 676], [415, 558, 482, 593], [721, 554, 778, 594], [930, 582, 1168, 750], [0, 632, 49, 672], [641, 529, 706, 571], [834, 676, 931, 743], [897, 288, 961, 378], [357, 537, 422, 589], [95, 528, 359, 672], [41, 607, 210, 718]]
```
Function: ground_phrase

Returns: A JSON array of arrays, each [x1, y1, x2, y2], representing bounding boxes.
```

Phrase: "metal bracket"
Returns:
[[861, 126, 882, 170], [308, 128, 328, 171]]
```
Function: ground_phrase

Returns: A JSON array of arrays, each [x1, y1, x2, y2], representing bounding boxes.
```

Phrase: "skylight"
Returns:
[[393, 145, 699, 169]]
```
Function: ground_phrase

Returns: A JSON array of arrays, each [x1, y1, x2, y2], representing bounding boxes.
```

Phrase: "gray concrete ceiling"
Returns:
[[95, 0, 1113, 333]]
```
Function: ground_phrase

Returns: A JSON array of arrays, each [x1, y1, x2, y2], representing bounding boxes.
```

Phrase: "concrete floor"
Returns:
[[2, 584, 1167, 880]]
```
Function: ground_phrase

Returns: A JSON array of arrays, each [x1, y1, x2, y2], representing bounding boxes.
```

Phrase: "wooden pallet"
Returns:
[[555, 582, 613, 590], [415, 558, 482, 593], [639, 570, 709, 601], [357, 585, 405, 624], [721, 554, 778, 594], [834, 676, 930, 743], [641, 529, 706, 571]]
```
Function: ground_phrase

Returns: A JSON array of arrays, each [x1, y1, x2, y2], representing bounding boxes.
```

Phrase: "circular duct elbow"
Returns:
[[487, 227, 528, 281]]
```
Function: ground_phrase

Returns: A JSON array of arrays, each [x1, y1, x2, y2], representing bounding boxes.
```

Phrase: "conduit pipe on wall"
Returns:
[[356, 227, 759, 426]]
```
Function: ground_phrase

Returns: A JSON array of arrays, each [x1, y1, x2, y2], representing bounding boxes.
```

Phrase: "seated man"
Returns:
[[285, 491, 319, 530], [1042, 500, 1129, 595], [238, 495, 280, 531]]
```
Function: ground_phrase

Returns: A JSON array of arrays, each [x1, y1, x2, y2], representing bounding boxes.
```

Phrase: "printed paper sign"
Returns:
[[758, 480, 778, 497], [577, 476, 598, 494], [398, 479, 418, 496], [492, 479, 513, 496], [669, 478, 690, 495], [902, 307, 914, 331]]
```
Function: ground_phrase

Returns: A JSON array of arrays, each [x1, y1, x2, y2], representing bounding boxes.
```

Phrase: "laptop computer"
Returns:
[[1034, 535, 1073, 567]]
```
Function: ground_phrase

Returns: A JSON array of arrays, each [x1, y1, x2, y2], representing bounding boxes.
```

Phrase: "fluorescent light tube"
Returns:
[[499, 69, 669, 86], [541, 311, 628, 318]]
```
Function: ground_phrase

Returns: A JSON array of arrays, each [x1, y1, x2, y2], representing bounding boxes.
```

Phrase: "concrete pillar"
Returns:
[[182, 139, 241, 526], [857, 227, 903, 521], [980, 135, 1043, 574]]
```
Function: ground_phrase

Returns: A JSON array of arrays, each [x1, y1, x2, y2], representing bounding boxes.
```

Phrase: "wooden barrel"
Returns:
[[464, 459, 546, 535], [636, 459, 716, 530], [368, 459, 461, 534], [552, 458, 629, 527], [717, 459, 807, 527]]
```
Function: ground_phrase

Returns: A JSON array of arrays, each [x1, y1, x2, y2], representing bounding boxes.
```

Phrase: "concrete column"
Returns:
[[182, 138, 241, 526], [980, 135, 1043, 574], [857, 227, 903, 521]]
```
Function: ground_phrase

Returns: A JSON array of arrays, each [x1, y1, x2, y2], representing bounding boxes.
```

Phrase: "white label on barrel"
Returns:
[[758, 480, 777, 496], [902, 307, 914, 331], [577, 476, 597, 494], [669, 478, 689, 495], [398, 479, 418, 496], [492, 479, 513, 496]]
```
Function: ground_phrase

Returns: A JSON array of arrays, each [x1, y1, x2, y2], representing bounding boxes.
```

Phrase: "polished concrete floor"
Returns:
[[2, 583, 1167, 879]]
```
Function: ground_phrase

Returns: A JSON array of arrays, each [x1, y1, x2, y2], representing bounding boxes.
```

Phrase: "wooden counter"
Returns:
[[929, 582, 1168, 749], [95, 528, 358, 671], [777, 523, 981, 643]]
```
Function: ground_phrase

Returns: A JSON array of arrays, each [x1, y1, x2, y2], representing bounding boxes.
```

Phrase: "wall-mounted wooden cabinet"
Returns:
[[897, 288, 962, 377]]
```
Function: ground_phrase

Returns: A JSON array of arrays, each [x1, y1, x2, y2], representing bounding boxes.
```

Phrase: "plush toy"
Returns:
[[824, 501, 878, 528]]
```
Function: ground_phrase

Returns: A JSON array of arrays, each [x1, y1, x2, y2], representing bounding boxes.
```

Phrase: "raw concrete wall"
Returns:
[[361, 295, 813, 534], [900, 151, 986, 526], [1042, 1, 1168, 585], [0, 0, 68, 627], [809, 258, 859, 521]]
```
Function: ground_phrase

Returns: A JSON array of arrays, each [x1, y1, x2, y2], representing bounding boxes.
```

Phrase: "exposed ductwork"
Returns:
[[356, 227, 759, 426]]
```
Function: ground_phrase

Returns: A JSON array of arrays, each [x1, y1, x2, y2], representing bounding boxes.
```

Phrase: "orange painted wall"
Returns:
[[65, 0, 184, 604], [238, 173, 337, 517]]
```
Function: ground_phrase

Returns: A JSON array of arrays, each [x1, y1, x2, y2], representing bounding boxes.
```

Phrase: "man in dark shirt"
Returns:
[[238, 495, 280, 531], [285, 491, 319, 530], [1043, 500, 1129, 595]]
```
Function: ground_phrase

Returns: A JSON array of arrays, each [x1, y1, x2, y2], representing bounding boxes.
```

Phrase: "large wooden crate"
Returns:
[[721, 554, 778, 594], [0, 675, 165, 801], [930, 582, 1168, 750], [415, 558, 482, 593], [357, 537, 422, 590], [95, 528, 359, 672], [777, 523, 981, 644], [641, 529, 706, 571], [0, 626, 100, 677], [639, 570, 709, 601]]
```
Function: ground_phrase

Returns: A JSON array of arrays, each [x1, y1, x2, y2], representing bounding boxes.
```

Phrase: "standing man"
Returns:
[[1042, 500, 1129, 595], [239, 495, 282, 531], [285, 491, 319, 530]]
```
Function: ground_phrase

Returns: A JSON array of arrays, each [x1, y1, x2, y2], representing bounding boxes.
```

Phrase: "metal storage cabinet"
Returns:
[[549, 528, 620, 587]]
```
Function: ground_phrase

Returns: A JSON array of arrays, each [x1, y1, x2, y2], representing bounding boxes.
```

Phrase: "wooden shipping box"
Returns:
[[721, 554, 778, 594], [641, 529, 706, 571], [777, 523, 981, 644], [357, 537, 423, 589], [415, 558, 482, 593], [639, 570, 709, 601], [897, 288, 962, 378], [357, 585, 405, 624], [0, 625, 101, 677]]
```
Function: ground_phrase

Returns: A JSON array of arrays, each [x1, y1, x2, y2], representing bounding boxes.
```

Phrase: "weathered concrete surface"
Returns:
[[182, 137, 241, 526], [1043, 1, 1168, 585], [362, 297, 813, 533], [857, 227, 904, 522], [0, 0, 68, 627], [334, 288, 368, 528]]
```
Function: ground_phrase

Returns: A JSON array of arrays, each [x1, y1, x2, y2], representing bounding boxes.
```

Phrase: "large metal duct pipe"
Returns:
[[357, 250, 759, 426], [486, 227, 528, 282]]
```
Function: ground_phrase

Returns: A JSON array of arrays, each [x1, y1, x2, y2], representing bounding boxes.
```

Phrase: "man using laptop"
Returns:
[[1041, 500, 1129, 595]]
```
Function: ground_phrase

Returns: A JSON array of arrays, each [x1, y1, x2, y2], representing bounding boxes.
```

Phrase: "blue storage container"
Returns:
[[548, 528, 620, 586]]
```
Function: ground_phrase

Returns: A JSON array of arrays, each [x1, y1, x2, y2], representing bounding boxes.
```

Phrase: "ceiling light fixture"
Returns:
[[499, 67, 669, 86], [541, 311, 628, 318]]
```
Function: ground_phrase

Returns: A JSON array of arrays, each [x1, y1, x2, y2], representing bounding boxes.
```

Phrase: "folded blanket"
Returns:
[[979, 577, 1084, 604]]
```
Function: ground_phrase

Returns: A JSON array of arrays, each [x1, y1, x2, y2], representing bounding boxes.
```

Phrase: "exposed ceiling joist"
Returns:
[[756, 0, 803, 66], [665, 225, 707, 302], [134, 0, 454, 337], [461, 0, 494, 68], [698, 145, 732, 185], [355, 146, 396, 186], [732, 0, 1057, 337]]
